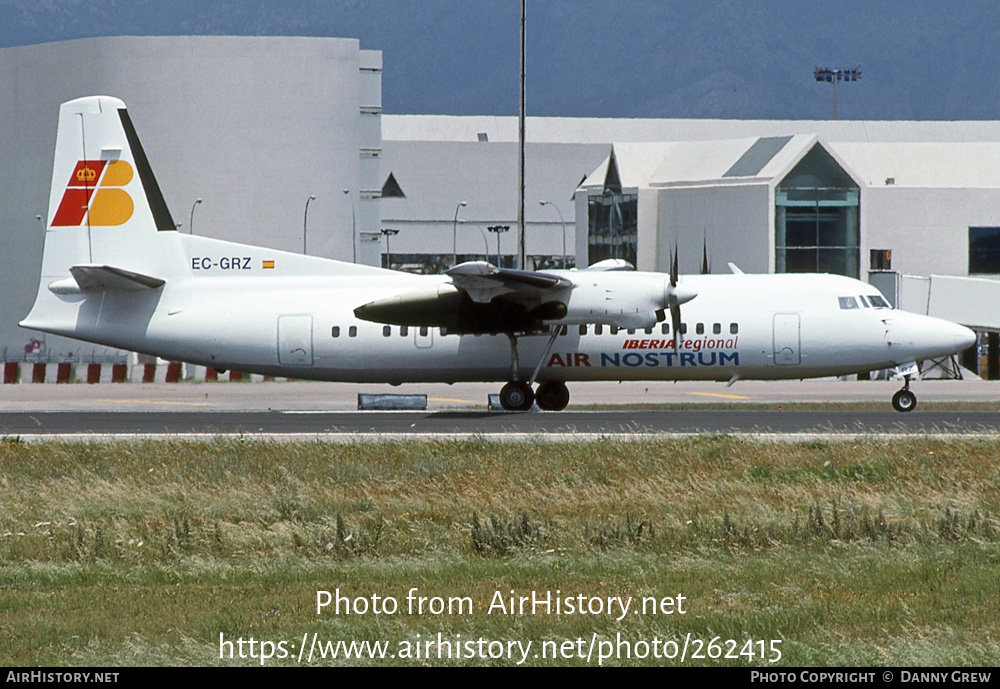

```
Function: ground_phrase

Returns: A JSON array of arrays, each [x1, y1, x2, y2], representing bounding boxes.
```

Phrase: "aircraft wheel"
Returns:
[[535, 381, 570, 411], [499, 381, 535, 411], [892, 389, 917, 413]]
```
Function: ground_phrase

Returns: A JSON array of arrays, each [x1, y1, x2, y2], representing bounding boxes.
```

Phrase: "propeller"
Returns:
[[666, 244, 697, 350]]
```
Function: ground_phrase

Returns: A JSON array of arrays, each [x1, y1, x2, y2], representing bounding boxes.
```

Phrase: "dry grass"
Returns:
[[2, 436, 999, 666]]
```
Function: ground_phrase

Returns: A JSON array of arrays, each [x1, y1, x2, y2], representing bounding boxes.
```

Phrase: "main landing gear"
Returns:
[[891, 375, 917, 412], [497, 331, 570, 412]]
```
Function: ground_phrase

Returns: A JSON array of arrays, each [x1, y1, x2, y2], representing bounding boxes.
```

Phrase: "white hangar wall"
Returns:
[[0, 36, 381, 361]]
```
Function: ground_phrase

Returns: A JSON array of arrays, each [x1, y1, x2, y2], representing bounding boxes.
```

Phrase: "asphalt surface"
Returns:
[[1, 379, 997, 438]]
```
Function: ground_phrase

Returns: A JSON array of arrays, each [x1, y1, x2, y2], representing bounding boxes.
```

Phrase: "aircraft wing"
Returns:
[[446, 261, 572, 303]]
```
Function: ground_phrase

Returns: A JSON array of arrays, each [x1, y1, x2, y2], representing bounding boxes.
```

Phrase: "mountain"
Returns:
[[1, 0, 998, 119]]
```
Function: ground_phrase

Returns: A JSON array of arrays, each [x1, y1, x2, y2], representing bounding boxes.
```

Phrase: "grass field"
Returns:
[[2, 436, 999, 666]]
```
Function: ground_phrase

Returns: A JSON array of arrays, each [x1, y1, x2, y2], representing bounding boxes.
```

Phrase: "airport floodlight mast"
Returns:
[[380, 228, 399, 268], [517, 0, 526, 270], [814, 66, 861, 120], [488, 224, 510, 267]]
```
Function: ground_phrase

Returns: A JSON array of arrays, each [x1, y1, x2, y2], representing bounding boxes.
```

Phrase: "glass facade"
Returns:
[[775, 145, 860, 278], [775, 188, 860, 277], [587, 192, 637, 266]]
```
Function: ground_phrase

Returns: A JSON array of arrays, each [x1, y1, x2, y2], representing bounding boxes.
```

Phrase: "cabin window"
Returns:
[[730, 323, 739, 334], [713, 323, 722, 335], [839, 296, 859, 309], [419, 326, 428, 337], [680, 324, 688, 335], [579, 325, 588, 336], [610, 326, 619, 335], [560, 325, 568, 336], [331, 326, 340, 338], [595, 324, 604, 335], [627, 328, 635, 335], [400, 326, 408, 336], [382, 326, 391, 337], [696, 323, 705, 335], [644, 327, 653, 335], [661, 323, 670, 335], [349, 326, 357, 337]]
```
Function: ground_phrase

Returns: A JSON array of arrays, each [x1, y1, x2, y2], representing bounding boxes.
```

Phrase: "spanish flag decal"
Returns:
[[262, 260, 275, 269]]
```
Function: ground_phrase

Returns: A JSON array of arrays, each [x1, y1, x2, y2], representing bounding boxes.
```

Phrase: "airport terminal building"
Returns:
[[3, 36, 1000, 375]]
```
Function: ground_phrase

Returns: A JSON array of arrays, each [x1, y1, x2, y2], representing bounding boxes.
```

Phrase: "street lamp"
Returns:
[[380, 228, 399, 269], [488, 224, 510, 267], [814, 66, 861, 120], [452, 201, 467, 267], [303, 195, 316, 254], [189, 198, 202, 235], [602, 188, 618, 259], [469, 223, 490, 261], [540, 200, 567, 268], [342, 189, 356, 262]]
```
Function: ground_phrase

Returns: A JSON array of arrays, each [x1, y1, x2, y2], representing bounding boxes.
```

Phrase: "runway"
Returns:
[[1, 379, 998, 439], [1, 408, 998, 440]]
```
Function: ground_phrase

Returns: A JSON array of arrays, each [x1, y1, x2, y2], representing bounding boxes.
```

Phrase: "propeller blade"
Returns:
[[671, 303, 682, 351]]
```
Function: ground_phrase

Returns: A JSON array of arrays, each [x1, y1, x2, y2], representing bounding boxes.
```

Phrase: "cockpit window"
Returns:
[[858, 295, 871, 308], [867, 295, 890, 308], [839, 296, 859, 309]]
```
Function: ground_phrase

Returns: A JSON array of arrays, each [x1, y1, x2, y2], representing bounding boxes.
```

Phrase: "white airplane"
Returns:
[[21, 96, 976, 412]]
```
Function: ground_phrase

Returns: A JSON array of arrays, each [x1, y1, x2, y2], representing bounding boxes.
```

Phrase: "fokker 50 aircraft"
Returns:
[[21, 96, 976, 412]]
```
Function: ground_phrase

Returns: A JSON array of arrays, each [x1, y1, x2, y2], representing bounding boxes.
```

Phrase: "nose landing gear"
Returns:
[[892, 375, 917, 412]]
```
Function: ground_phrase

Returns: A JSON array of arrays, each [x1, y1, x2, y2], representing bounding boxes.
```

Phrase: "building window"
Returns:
[[775, 145, 860, 278], [587, 192, 638, 266], [969, 227, 1000, 274]]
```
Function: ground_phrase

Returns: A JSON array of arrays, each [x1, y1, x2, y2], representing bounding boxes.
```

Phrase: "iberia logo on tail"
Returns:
[[52, 160, 135, 226]]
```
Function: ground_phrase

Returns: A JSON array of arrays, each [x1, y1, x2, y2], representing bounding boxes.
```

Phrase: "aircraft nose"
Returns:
[[948, 321, 977, 352], [918, 316, 976, 358]]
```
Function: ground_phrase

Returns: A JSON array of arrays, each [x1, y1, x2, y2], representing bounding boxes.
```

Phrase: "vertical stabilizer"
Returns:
[[21, 96, 185, 333]]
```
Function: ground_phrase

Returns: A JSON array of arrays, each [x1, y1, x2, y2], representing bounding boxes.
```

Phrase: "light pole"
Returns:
[[540, 200, 567, 268], [814, 66, 861, 120], [343, 189, 356, 262], [603, 188, 617, 259], [488, 224, 510, 267], [469, 223, 490, 260], [303, 195, 316, 254], [380, 228, 399, 268], [452, 201, 467, 267], [189, 198, 202, 235]]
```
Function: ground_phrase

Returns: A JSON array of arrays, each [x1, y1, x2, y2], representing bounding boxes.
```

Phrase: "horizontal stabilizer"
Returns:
[[48, 265, 166, 294]]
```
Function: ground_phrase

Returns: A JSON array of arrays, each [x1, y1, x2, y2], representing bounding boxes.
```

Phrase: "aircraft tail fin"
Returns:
[[21, 95, 186, 332]]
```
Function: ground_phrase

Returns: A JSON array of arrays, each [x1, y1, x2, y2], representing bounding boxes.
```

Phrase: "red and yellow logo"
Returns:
[[52, 160, 134, 227]]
